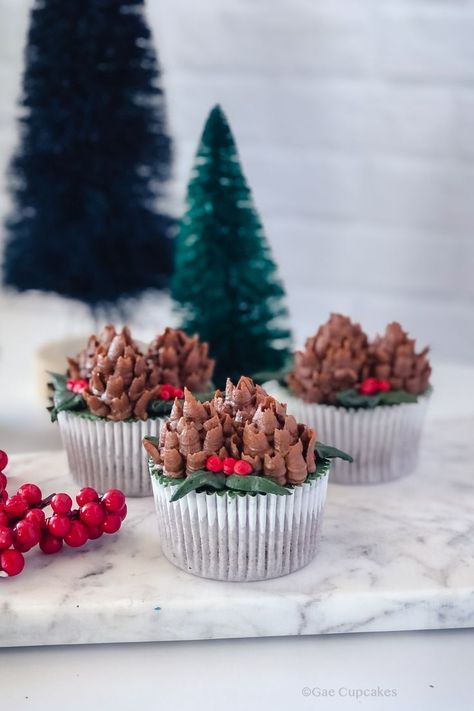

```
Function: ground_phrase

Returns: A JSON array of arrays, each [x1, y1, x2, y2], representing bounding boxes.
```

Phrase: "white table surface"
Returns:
[[1, 360, 474, 710]]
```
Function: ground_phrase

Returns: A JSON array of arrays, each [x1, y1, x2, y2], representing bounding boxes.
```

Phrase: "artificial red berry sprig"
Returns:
[[66, 378, 89, 394], [205, 455, 253, 477], [0, 449, 127, 578], [158, 383, 184, 401], [358, 378, 391, 396]]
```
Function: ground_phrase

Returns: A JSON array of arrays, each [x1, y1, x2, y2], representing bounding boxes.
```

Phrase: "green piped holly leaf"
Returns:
[[315, 441, 353, 462], [148, 399, 174, 417], [144, 435, 161, 448], [225, 474, 291, 496], [336, 388, 419, 409], [169, 471, 226, 502], [379, 390, 418, 405], [47, 371, 68, 391], [336, 389, 382, 409], [50, 389, 85, 422]]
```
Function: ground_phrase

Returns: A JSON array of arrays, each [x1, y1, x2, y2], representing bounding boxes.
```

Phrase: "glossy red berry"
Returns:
[[377, 379, 391, 393], [101, 489, 126, 513], [86, 525, 104, 540], [4, 494, 29, 519], [17, 483, 42, 506], [50, 493, 72, 515], [205, 455, 223, 473], [1, 549, 25, 576], [14, 520, 41, 550], [223, 457, 238, 475], [25, 508, 46, 529], [233, 460, 253, 476], [359, 378, 380, 396], [1, 490, 7, 504], [64, 521, 88, 548], [0, 526, 14, 550], [0, 511, 9, 527], [0, 472, 7, 491], [80, 501, 105, 527], [40, 533, 63, 555], [173, 388, 184, 399], [101, 514, 121, 534], [47, 514, 71, 539], [118, 504, 128, 521], [76, 487, 98, 507], [0, 450, 8, 472]]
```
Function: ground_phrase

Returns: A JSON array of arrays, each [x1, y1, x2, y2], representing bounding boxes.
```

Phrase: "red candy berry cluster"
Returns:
[[358, 378, 391, 396], [205, 455, 253, 476], [0, 450, 127, 577], [158, 383, 184, 401], [66, 378, 89, 394]]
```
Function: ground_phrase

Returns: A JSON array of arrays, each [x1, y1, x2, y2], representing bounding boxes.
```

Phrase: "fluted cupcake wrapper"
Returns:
[[58, 411, 163, 497], [150, 471, 329, 582], [264, 382, 430, 485]]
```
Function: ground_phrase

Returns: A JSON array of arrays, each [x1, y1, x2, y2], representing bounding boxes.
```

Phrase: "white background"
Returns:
[[1, 0, 474, 361]]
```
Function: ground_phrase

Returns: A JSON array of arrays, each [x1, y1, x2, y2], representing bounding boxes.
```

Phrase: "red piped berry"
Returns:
[[206, 455, 224, 473], [1, 549, 25, 576], [66, 378, 88, 394], [64, 521, 88, 548], [233, 460, 253, 476], [222, 457, 238, 475], [0, 450, 8, 472], [17, 484, 42, 506], [159, 384, 174, 401], [377, 379, 391, 392], [40, 533, 63, 555], [4, 495, 29, 519], [76, 487, 98, 507], [101, 489, 126, 513], [173, 388, 184, 399], [50, 493, 72, 515], [359, 378, 380, 396]]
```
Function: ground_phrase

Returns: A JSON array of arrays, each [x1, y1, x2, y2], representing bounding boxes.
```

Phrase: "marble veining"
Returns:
[[1, 417, 474, 647]]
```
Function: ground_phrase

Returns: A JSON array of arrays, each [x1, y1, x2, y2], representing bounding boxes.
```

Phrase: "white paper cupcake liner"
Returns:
[[150, 471, 329, 582], [58, 411, 163, 497], [264, 382, 430, 485]]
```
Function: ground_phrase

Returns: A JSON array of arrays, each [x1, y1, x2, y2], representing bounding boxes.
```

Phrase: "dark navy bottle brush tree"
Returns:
[[3, 0, 174, 310]]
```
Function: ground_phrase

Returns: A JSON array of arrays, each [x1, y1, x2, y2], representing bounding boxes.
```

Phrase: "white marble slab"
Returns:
[[1, 416, 474, 647]]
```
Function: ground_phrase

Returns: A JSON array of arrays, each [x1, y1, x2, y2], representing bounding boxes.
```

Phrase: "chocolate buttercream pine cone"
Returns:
[[150, 377, 318, 485], [67, 325, 135, 379], [147, 327, 215, 393], [287, 314, 370, 404], [83, 331, 161, 421], [369, 322, 431, 395]]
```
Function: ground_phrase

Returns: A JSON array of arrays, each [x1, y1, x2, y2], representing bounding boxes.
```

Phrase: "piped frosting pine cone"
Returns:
[[287, 314, 370, 404], [369, 322, 431, 395], [67, 325, 136, 380], [147, 327, 215, 393], [146, 376, 317, 486], [82, 331, 161, 421]]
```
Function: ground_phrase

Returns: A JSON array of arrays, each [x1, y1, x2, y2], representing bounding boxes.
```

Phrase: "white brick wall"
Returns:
[[1, 0, 474, 360]]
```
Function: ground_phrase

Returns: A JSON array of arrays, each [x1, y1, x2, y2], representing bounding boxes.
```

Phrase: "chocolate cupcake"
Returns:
[[144, 376, 350, 581], [266, 315, 431, 485], [49, 325, 215, 496]]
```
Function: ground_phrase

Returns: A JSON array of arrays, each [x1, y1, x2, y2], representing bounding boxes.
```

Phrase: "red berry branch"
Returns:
[[0, 449, 127, 577]]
